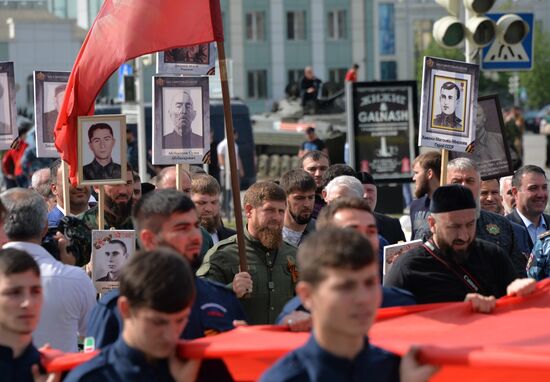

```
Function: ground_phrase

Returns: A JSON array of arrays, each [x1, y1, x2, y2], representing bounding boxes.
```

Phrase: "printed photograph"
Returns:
[[152, 76, 210, 165], [449, 95, 513, 180], [33, 71, 70, 157], [92, 230, 135, 293], [0, 62, 17, 150], [418, 56, 479, 153], [78, 115, 127, 185], [157, 42, 217, 75]]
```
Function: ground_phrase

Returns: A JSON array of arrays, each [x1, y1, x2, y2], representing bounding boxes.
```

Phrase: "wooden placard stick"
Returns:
[[97, 185, 105, 230], [176, 163, 190, 192], [440, 149, 448, 187], [61, 161, 71, 215], [217, 41, 247, 273]]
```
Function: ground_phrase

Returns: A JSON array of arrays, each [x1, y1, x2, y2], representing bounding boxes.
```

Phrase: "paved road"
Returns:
[[523, 132, 547, 169]]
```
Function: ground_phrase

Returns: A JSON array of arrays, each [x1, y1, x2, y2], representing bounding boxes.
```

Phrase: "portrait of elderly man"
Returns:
[[162, 89, 203, 149], [433, 81, 462, 129], [43, 84, 66, 143], [82, 123, 122, 181]]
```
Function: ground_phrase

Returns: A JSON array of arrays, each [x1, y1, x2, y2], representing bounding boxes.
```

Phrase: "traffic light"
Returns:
[[508, 75, 519, 95], [433, 0, 529, 58]]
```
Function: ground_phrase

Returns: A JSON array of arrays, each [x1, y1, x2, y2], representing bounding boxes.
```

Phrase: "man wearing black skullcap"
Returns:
[[385, 185, 536, 312]]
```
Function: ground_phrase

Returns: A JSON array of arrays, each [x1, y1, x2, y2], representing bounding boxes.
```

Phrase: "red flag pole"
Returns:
[[216, 41, 247, 272]]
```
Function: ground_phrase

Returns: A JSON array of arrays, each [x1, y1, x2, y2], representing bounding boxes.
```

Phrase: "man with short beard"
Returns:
[[300, 150, 330, 219], [410, 151, 441, 240], [279, 169, 316, 247], [79, 165, 134, 230], [386, 185, 535, 311], [191, 174, 235, 244], [198, 181, 298, 325]]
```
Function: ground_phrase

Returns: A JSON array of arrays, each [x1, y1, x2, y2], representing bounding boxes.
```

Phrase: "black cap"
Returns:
[[356, 171, 375, 186], [141, 182, 156, 195], [430, 185, 476, 213]]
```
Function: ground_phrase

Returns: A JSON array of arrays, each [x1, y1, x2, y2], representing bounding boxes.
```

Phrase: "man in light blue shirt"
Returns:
[[506, 165, 550, 251]]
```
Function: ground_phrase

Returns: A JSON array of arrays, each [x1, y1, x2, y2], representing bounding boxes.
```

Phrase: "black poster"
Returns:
[[347, 81, 417, 181]]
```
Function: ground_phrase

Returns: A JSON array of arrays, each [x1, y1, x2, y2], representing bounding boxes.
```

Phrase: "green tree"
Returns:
[[519, 28, 550, 110]]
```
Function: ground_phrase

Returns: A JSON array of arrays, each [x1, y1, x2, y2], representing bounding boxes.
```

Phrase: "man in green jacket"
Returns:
[[198, 181, 298, 325]]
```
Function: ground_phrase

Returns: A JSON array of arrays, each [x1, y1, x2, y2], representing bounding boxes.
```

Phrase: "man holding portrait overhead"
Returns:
[[162, 90, 203, 149], [83, 123, 121, 181], [433, 81, 462, 129]]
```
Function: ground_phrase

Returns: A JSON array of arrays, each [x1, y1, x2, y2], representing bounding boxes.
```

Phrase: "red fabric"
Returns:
[[54, 0, 224, 185], [1, 141, 28, 176], [43, 280, 550, 381], [177, 279, 550, 381]]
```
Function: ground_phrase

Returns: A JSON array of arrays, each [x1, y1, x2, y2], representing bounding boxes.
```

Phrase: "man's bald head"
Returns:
[[156, 166, 192, 195]]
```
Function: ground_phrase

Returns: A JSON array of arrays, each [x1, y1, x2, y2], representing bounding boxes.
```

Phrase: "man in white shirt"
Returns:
[[1, 188, 96, 352]]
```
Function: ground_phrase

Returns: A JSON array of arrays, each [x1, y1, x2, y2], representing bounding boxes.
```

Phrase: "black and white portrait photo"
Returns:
[[449, 95, 513, 180], [162, 87, 203, 150], [78, 115, 127, 185], [431, 78, 465, 131], [152, 76, 210, 165], [156, 43, 217, 76], [33, 71, 70, 157], [0, 62, 16, 149], [92, 230, 135, 293], [418, 56, 479, 153]]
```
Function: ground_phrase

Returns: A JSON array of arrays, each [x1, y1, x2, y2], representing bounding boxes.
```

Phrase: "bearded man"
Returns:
[[386, 185, 535, 312], [79, 165, 134, 230], [279, 170, 316, 247], [198, 181, 298, 325], [191, 174, 235, 244]]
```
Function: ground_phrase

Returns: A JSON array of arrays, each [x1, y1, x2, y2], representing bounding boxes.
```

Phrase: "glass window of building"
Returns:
[[380, 61, 397, 80], [328, 10, 347, 40], [246, 11, 265, 41], [378, 3, 395, 55], [287, 11, 306, 40], [248, 70, 268, 99], [287, 69, 303, 86]]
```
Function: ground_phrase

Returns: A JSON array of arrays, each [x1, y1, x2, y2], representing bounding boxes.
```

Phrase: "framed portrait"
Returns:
[[418, 56, 480, 152], [449, 94, 514, 180], [77, 114, 127, 185], [156, 43, 217, 76], [346, 80, 418, 182], [152, 76, 210, 165], [382, 239, 422, 285], [91, 230, 135, 294], [0, 62, 17, 150], [33, 71, 70, 158]]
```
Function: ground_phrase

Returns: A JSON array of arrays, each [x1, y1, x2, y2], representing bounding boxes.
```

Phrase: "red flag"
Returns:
[[54, 0, 223, 184]]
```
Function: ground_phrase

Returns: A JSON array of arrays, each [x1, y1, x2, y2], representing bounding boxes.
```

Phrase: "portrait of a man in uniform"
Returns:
[[95, 239, 129, 282], [82, 123, 122, 181], [162, 89, 203, 149], [43, 84, 66, 143], [433, 81, 462, 129]]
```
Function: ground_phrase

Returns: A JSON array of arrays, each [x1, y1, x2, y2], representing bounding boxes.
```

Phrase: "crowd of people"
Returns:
[[1, 142, 549, 381]]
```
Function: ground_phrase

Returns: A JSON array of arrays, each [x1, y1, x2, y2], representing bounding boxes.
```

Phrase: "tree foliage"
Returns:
[[519, 28, 550, 110]]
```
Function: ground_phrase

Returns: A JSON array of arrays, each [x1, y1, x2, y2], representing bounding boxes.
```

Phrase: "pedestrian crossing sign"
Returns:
[[481, 13, 534, 71]]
